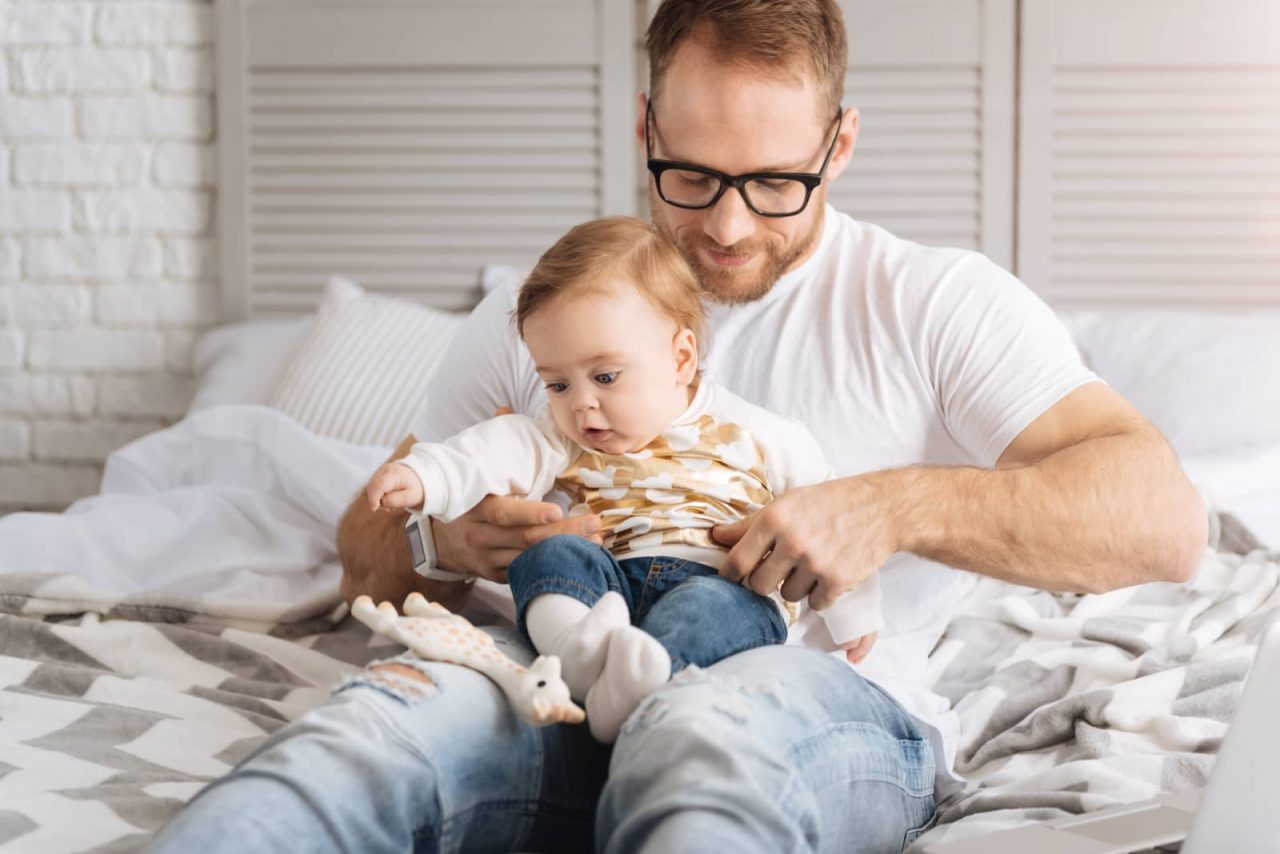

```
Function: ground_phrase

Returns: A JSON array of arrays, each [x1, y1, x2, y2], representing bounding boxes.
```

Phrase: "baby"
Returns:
[[366, 217, 881, 742]]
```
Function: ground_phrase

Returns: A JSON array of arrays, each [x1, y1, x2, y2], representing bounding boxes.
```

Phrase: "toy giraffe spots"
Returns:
[[351, 592, 585, 727]]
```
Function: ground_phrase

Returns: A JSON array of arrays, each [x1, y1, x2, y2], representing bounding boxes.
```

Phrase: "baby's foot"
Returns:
[[585, 626, 671, 743], [556, 592, 630, 700]]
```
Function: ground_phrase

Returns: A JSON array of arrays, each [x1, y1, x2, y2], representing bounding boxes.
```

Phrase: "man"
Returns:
[[150, 1, 1206, 851]]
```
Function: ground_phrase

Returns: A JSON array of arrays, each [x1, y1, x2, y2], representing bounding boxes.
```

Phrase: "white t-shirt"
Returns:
[[414, 206, 1099, 791]]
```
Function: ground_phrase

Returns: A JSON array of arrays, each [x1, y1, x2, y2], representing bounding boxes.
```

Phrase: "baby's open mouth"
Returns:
[[583, 428, 613, 441]]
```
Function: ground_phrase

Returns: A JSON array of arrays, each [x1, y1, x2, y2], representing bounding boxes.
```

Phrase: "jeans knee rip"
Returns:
[[619, 669, 788, 737], [339, 653, 441, 705], [619, 693, 671, 737], [669, 664, 706, 685]]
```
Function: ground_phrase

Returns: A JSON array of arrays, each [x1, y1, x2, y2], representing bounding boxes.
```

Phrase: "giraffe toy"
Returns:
[[350, 592, 585, 727]]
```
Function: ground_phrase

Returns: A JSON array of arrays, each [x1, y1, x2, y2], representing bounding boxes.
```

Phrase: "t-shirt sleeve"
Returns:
[[411, 281, 543, 443], [917, 252, 1100, 467]]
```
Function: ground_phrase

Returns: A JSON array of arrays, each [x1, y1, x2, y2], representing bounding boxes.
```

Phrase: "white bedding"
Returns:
[[0, 405, 388, 605]]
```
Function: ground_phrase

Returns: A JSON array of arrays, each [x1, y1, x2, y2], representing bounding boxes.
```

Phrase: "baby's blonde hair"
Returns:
[[515, 217, 706, 353]]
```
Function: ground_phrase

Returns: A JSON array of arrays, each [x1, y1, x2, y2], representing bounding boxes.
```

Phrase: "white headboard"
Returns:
[[216, 0, 636, 320]]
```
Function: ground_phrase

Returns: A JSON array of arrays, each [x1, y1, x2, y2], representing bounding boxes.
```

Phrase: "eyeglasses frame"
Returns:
[[644, 99, 844, 218]]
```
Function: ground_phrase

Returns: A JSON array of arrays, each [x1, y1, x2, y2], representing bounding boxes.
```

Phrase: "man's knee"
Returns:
[[371, 663, 433, 685], [615, 666, 782, 745], [355, 661, 439, 703]]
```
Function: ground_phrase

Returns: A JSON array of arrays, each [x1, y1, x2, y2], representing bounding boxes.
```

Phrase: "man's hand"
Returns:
[[366, 462, 425, 512], [839, 632, 877, 664], [714, 475, 900, 611], [431, 496, 603, 584]]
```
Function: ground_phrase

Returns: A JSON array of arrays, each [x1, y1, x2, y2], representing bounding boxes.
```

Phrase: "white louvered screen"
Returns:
[[832, 0, 1015, 266], [1019, 0, 1280, 308], [218, 0, 636, 320]]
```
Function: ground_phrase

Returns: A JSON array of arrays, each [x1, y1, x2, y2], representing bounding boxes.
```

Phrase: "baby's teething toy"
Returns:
[[351, 592, 585, 727]]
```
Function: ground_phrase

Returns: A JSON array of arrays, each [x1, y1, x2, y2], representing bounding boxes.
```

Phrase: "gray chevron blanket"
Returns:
[[911, 510, 1277, 850], [0, 511, 1272, 852]]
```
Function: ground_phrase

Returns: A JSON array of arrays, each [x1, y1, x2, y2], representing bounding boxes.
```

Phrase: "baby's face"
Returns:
[[523, 280, 697, 454]]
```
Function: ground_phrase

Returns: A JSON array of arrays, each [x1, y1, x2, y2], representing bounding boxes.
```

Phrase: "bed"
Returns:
[[0, 275, 1277, 853], [2, 0, 1278, 850]]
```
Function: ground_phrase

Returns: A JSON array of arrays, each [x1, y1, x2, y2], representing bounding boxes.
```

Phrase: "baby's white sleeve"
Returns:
[[395, 413, 571, 522], [818, 575, 884, 644]]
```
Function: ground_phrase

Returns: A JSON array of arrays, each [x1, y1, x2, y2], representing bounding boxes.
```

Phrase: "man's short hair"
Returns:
[[646, 0, 848, 118]]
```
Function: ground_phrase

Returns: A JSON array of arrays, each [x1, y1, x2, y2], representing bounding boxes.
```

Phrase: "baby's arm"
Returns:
[[368, 413, 572, 522], [366, 461, 426, 511]]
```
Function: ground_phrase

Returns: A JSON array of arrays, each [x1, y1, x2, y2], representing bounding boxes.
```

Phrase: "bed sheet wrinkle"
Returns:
[[0, 404, 389, 605]]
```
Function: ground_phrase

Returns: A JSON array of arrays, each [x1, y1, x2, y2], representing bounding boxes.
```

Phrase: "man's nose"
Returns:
[[703, 184, 756, 248]]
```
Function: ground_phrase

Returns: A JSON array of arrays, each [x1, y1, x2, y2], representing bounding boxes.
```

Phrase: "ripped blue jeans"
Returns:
[[147, 629, 936, 853]]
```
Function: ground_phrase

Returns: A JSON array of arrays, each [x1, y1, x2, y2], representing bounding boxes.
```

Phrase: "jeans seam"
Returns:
[[438, 798, 540, 851], [523, 576, 609, 603], [786, 722, 935, 798]]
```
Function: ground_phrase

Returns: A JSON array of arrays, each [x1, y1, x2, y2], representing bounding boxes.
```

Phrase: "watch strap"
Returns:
[[406, 514, 475, 584]]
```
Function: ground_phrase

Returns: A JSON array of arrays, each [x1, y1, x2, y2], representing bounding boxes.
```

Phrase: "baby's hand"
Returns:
[[838, 631, 877, 665], [365, 462, 425, 513]]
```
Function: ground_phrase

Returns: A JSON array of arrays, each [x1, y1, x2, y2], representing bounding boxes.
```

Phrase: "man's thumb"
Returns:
[[712, 518, 748, 547]]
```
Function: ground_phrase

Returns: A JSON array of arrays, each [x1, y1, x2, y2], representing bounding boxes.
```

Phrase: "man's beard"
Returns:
[[650, 187, 825, 305]]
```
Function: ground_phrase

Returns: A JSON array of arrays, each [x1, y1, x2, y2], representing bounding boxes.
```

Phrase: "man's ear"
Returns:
[[634, 91, 649, 148], [824, 106, 860, 183], [673, 327, 699, 385]]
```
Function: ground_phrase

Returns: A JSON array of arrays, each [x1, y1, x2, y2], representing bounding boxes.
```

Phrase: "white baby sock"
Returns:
[[525, 591, 630, 700], [585, 626, 672, 744]]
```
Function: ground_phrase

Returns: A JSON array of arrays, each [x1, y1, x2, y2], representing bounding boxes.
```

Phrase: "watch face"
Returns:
[[406, 519, 427, 567]]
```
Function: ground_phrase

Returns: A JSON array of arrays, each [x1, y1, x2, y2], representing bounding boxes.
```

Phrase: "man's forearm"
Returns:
[[336, 498, 473, 612], [889, 428, 1206, 593]]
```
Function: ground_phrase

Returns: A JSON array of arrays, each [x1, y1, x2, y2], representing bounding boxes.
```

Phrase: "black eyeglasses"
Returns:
[[645, 100, 842, 218]]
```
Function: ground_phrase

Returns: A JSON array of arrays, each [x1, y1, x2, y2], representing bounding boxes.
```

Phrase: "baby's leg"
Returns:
[[584, 625, 671, 743], [639, 572, 787, 673], [584, 568, 786, 744], [509, 534, 631, 700]]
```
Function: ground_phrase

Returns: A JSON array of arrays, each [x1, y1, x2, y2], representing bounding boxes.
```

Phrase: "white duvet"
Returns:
[[0, 405, 389, 604]]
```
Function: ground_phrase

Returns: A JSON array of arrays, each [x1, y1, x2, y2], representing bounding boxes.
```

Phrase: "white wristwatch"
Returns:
[[405, 514, 475, 583]]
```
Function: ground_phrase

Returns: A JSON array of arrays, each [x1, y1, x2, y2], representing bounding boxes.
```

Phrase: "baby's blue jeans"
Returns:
[[508, 533, 786, 672]]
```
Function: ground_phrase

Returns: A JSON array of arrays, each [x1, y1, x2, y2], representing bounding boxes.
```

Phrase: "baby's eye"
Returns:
[[594, 372, 618, 385], [546, 382, 568, 394]]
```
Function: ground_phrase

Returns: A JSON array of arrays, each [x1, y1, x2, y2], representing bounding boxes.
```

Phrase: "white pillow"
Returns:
[[191, 316, 312, 411], [481, 263, 526, 295], [1182, 445, 1280, 549], [1061, 310, 1280, 458], [269, 276, 463, 447]]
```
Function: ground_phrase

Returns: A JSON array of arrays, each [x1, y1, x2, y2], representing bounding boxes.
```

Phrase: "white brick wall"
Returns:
[[0, 0, 215, 511]]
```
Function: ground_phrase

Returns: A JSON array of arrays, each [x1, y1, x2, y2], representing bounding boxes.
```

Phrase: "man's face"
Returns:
[[640, 41, 857, 304]]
